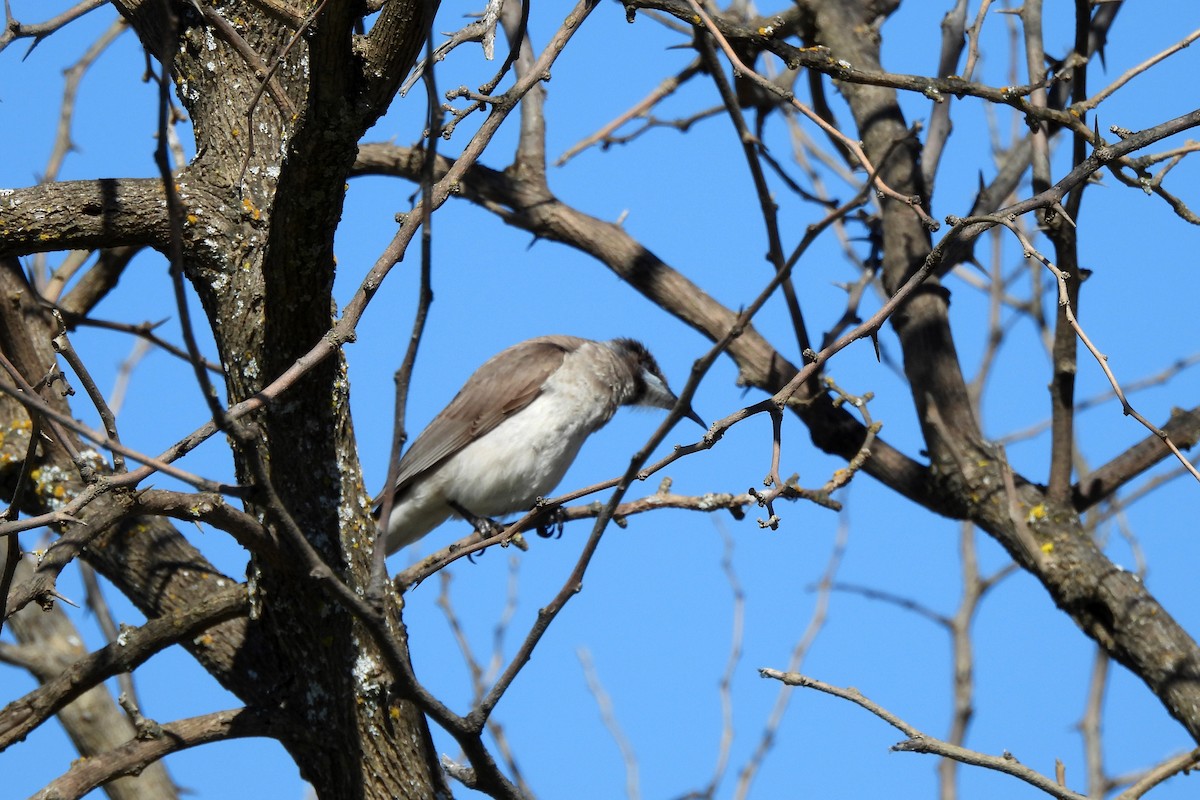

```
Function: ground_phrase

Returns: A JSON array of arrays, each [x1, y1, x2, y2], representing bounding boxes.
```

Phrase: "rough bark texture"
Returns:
[[1, 1, 447, 797], [4, 0, 1200, 797], [2, 552, 178, 800]]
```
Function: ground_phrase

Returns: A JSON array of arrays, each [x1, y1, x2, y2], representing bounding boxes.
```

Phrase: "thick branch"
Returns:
[[360, 0, 438, 119], [37, 707, 275, 800], [0, 584, 247, 750], [0, 179, 168, 257], [1, 552, 179, 800], [1073, 406, 1200, 510], [353, 143, 942, 513]]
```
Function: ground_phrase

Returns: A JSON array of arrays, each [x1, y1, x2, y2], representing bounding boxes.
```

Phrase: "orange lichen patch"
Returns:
[[241, 197, 261, 220]]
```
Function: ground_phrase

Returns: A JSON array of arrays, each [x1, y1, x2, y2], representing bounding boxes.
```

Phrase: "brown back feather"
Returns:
[[377, 336, 585, 508]]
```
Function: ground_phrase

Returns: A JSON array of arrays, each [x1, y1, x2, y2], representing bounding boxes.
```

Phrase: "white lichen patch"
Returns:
[[30, 464, 76, 510], [78, 448, 107, 471], [352, 650, 381, 688]]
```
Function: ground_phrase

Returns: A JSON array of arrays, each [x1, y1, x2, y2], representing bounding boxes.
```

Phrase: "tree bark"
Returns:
[[2, 0, 449, 796], [801, 0, 1200, 743]]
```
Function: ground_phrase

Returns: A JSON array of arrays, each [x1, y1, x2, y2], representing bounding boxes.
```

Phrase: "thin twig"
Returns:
[[0, 0, 107, 56], [1113, 747, 1200, 800], [78, 563, 139, 703], [579, 647, 640, 800], [759, 670, 1089, 800], [1079, 647, 1109, 798], [42, 18, 127, 184], [706, 524, 744, 796], [997, 219, 1200, 484], [962, 0, 995, 82], [557, 59, 705, 165], [1079, 27, 1200, 112], [369, 0, 443, 603], [50, 312, 126, 472], [733, 518, 848, 800], [59, 313, 224, 374], [1000, 353, 1200, 445], [683, 0, 938, 230]]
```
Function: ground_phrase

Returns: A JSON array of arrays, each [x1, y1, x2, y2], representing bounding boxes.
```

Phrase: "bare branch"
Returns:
[[579, 647, 640, 800], [759, 670, 1089, 800], [0, 0, 107, 56], [35, 707, 273, 800], [558, 59, 706, 165], [0, 584, 247, 750], [1113, 747, 1200, 800], [997, 220, 1200, 485], [41, 18, 128, 185], [1080, 26, 1200, 112], [709, 525, 744, 795], [1073, 406, 1200, 510], [684, 0, 938, 230], [733, 519, 847, 799]]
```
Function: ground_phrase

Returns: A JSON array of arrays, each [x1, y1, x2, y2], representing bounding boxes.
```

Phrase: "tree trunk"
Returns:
[[0, 1, 449, 796]]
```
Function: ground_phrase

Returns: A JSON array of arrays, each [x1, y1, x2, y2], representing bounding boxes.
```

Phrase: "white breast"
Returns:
[[442, 350, 618, 514], [383, 342, 625, 551]]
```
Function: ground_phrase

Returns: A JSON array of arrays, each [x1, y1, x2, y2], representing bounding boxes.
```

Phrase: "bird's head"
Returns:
[[609, 338, 707, 429]]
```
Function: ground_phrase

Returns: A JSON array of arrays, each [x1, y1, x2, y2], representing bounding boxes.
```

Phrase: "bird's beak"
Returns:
[[681, 401, 707, 430], [639, 367, 707, 430]]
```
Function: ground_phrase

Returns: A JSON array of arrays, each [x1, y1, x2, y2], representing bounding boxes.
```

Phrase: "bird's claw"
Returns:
[[535, 505, 566, 539]]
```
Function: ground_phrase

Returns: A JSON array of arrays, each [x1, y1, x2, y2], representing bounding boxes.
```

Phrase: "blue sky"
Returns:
[[3, 2, 1200, 799]]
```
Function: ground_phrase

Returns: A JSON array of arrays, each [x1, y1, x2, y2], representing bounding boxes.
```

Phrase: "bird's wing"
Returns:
[[376, 336, 583, 509]]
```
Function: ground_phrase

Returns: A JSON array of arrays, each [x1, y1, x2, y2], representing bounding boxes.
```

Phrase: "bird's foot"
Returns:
[[535, 504, 566, 539], [448, 500, 503, 539]]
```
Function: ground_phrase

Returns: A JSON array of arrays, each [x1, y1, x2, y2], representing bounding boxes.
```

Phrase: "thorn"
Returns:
[[1050, 201, 1076, 228]]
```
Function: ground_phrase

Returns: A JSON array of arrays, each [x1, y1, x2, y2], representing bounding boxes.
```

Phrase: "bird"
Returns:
[[374, 335, 705, 553]]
